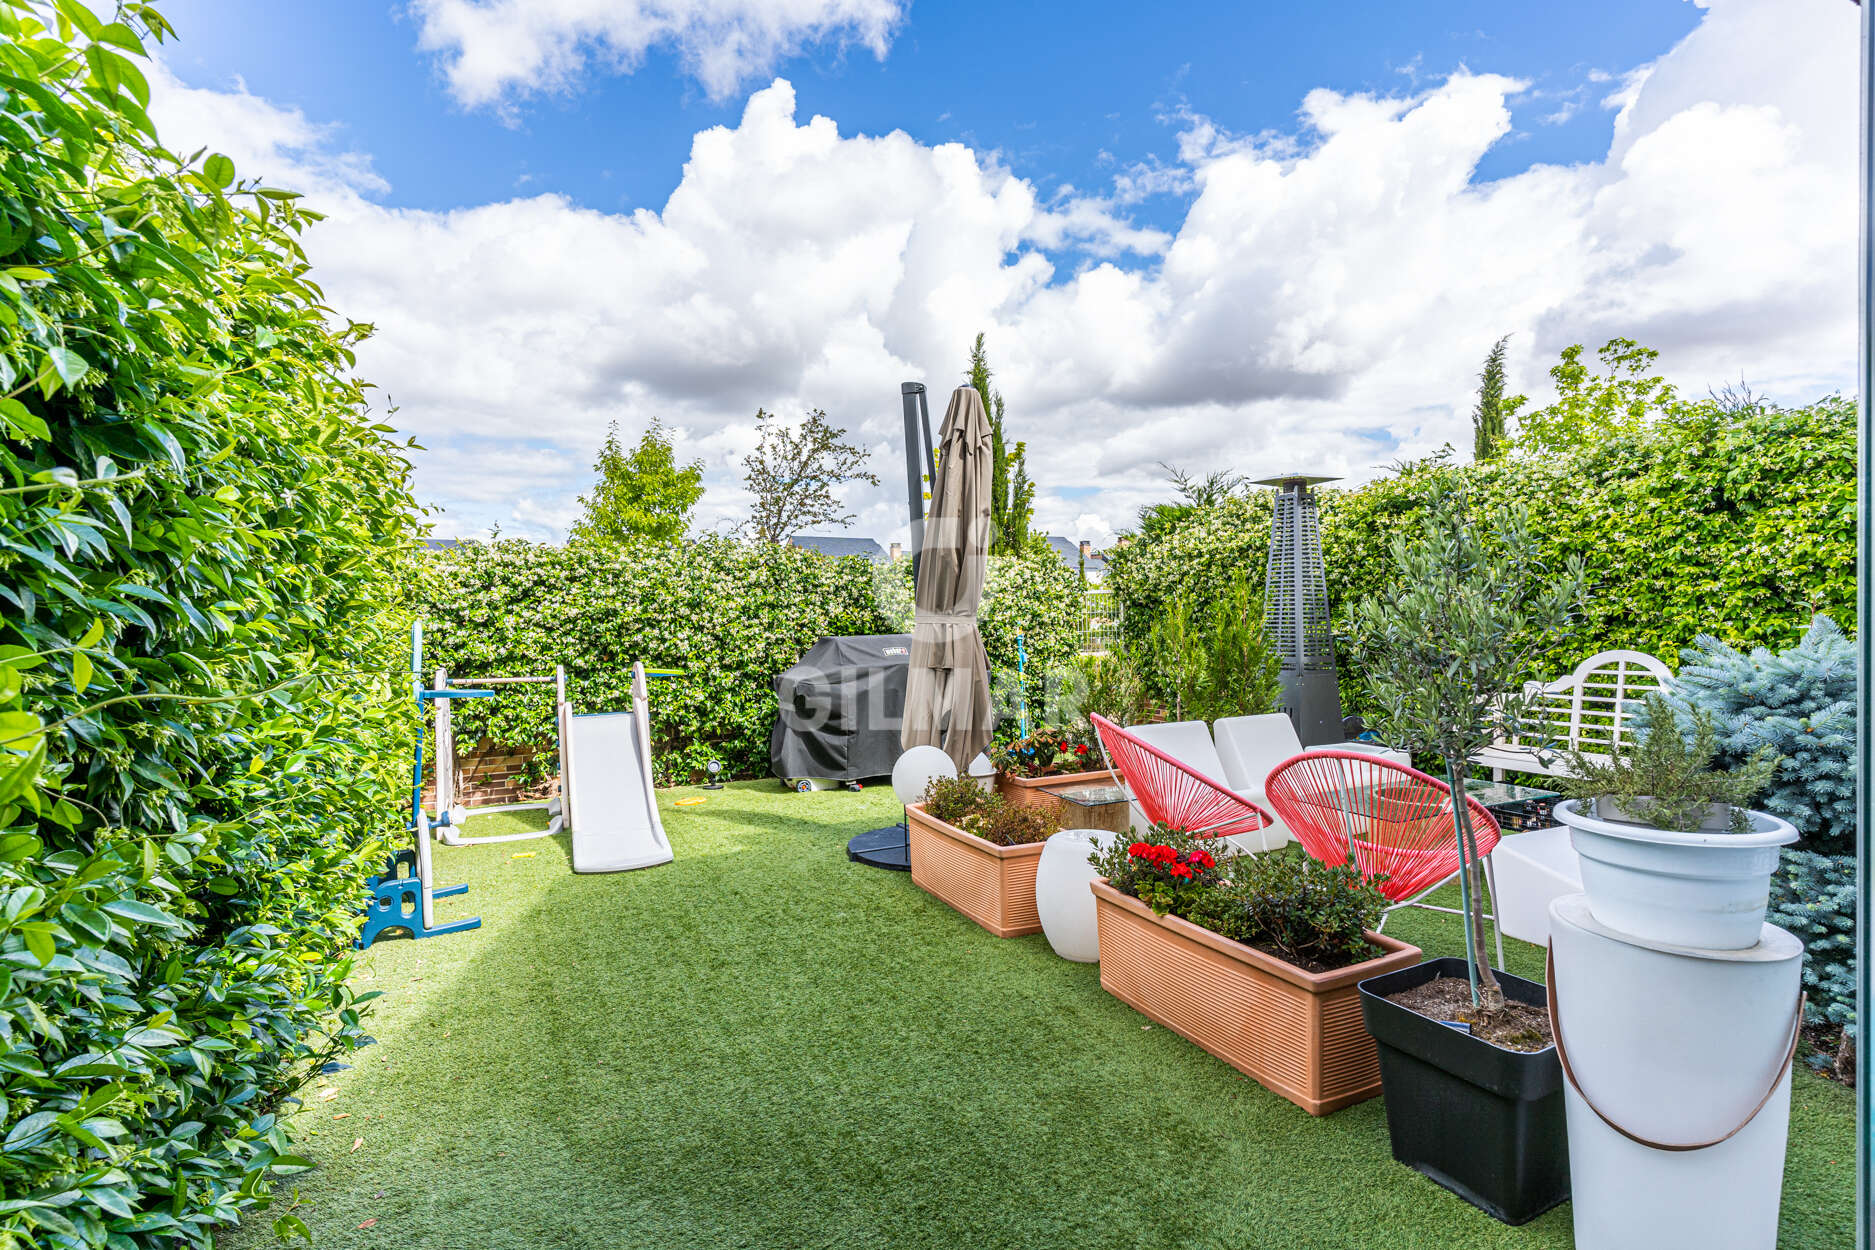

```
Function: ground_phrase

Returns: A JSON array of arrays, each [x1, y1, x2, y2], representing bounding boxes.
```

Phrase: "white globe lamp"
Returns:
[[891, 744, 958, 807]]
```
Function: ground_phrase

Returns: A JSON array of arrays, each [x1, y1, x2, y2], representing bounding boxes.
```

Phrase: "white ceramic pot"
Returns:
[[1034, 829, 1112, 962], [1553, 799, 1797, 950]]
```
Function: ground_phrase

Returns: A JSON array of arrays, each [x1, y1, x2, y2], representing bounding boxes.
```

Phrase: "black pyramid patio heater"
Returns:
[[1253, 472, 1347, 747]]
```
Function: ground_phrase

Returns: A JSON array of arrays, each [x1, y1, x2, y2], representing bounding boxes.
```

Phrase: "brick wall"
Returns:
[[423, 737, 560, 808]]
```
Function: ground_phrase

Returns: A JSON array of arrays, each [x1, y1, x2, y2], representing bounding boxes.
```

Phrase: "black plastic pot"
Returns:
[[1357, 957, 1569, 1225]]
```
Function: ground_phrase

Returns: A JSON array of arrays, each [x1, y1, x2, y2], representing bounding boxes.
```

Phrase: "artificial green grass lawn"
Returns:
[[240, 782, 1854, 1249]]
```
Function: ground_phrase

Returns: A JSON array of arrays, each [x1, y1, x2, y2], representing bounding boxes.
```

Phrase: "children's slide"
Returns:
[[565, 661, 674, 874]]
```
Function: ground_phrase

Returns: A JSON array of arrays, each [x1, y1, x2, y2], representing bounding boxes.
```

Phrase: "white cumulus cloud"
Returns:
[[149, 0, 1857, 548], [411, 0, 906, 111]]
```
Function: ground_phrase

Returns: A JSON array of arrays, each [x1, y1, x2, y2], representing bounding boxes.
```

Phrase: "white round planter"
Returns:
[[1553, 799, 1797, 951], [1549, 895, 1801, 1250], [1034, 829, 1113, 962]]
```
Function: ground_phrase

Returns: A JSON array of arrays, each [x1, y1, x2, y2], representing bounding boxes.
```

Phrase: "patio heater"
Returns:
[[845, 382, 937, 871], [1253, 472, 1346, 747]]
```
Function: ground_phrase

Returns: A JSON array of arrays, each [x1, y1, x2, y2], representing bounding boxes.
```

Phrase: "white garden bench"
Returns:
[[1471, 649, 1674, 781]]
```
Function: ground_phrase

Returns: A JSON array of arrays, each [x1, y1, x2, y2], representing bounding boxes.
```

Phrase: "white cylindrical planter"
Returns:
[[1554, 799, 1796, 950], [1035, 829, 1111, 962], [1548, 894, 1802, 1250]]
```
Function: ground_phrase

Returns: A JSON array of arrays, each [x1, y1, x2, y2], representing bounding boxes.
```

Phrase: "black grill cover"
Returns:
[[770, 634, 912, 782]]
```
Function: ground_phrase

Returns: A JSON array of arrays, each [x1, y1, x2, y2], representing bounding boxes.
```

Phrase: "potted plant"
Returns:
[[907, 776, 1061, 937], [1552, 691, 1790, 950], [1089, 825, 1421, 1115], [1346, 483, 1586, 1224], [991, 725, 1115, 814]]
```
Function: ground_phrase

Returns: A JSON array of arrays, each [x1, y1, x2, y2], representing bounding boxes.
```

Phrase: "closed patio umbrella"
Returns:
[[901, 385, 994, 769]]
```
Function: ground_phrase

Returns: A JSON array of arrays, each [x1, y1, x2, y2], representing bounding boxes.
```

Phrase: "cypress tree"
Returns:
[[1471, 334, 1525, 461], [967, 333, 1036, 555]]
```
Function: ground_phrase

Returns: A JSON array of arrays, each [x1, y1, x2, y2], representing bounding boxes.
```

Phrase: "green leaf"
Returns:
[[72, 651, 91, 694], [101, 899, 186, 930], [22, 927, 54, 967], [3, 1110, 58, 1148], [45, 345, 87, 388], [203, 152, 236, 189]]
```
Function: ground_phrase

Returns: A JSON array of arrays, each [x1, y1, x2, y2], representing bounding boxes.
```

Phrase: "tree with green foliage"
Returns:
[[1135, 462, 1247, 540], [0, 5, 420, 1244], [741, 408, 879, 543], [570, 419, 704, 544], [1149, 574, 1282, 723], [1514, 337, 1685, 453], [1348, 486, 1586, 1014], [966, 333, 1036, 556], [1470, 335, 1524, 462]]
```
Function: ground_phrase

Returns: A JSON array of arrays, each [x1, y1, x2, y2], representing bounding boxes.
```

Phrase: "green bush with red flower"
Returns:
[[1090, 823, 1224, 913], [991, 726, 1104, 779], [1092, 825, 1391, 973]]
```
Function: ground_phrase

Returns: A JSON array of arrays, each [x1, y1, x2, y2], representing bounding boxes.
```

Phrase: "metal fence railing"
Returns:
[[1079, 587, 1121, 655]]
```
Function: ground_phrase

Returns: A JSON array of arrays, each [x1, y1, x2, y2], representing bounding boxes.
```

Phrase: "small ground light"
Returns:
[[704, 760, 723, 790]]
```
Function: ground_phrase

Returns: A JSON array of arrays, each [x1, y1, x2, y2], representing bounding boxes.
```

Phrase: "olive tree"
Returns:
[[1348, 485, 1586, 1013]]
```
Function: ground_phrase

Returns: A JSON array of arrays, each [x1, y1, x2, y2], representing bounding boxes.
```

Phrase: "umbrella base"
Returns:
[[847, 823, 911, 871]]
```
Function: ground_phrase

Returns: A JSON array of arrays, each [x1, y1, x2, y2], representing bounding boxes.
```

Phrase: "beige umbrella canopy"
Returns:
[[901, 385, 995, 770]]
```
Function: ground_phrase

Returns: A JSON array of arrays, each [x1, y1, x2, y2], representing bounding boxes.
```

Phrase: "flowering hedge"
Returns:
[[0, 7, 418, 1246], [416, 540, 1084, 782]]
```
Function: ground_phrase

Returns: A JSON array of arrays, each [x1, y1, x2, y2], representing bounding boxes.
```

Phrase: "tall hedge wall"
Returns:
[[1107, 398, 1855, 703], [417, 539, 1084, 782], [0, 8, 419, 1246]]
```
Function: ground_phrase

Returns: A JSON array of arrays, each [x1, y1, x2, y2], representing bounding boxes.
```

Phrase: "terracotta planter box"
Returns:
[[996, 768, 1119, 814], [1091, 880, 1422, 1115], [907, 803, 1047, 937]]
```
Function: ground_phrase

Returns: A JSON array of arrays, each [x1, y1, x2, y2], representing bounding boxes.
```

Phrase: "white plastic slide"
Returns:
[[565, 661, 674, 874]]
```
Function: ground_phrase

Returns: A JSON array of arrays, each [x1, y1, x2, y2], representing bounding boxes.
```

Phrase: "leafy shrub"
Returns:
[[419, 542, 1083, 782], [1149, 573, 1282, 722], [921, 775, 995, 827], [1642, 616, 1855, 855], [1069, 646, 1159, 727], [1766, 851, 1855, 1039], [1558, 693, 1778, 832], [918, 776, 1058, 846], [1187, 855, 1387, 973], [0, 7, 418, 1245]]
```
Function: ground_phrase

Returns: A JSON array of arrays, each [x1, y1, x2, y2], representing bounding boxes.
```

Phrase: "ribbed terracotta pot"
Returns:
[[1092, 880, 1422, 1115], [995, 768, 1119, 814], [906, 803, 1047, 937]]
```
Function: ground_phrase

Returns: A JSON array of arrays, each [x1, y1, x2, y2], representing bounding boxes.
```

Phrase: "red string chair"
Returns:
[[1263, 750, 1505, 965], [1090, 714, 1275, 843]]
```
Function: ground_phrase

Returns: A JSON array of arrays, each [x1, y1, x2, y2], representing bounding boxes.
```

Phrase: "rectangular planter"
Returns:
[[1357, 957, 1569, 1225], [906, 803, 1046, 937], [1091, 880, 1421, 1115], [996, 768, 1118, 815]]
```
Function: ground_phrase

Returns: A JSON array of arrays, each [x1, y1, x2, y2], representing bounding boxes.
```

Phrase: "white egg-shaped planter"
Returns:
[[1553, 799, 1797, 950]]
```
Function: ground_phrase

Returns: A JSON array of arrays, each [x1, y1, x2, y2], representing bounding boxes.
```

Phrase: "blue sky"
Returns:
[[144, 0, 1853, 544], [162, 2, 1699, 229]]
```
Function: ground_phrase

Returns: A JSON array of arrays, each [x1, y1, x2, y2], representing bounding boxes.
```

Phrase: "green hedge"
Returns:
[[1107, 399, 1855, 704], [417, 540, 1084, 781], [0, 8, 419, 1246]]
